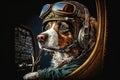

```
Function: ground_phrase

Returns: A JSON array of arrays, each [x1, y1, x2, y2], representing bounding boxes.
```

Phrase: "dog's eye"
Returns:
[[58, 23, 69, 34], [58, 23, 69, 32], [44, 25, 50, 31]]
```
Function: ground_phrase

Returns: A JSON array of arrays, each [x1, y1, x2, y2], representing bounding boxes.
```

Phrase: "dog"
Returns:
[[37, 21, 80, 68], [37, 15, 97, 67]]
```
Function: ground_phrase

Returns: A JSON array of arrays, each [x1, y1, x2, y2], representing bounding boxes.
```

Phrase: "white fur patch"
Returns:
[[38, 22, 59, 50], [51, 52, 73, 68]]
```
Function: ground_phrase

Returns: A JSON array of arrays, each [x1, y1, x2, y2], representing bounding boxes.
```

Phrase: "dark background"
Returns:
[[6, 0, 119, 80]]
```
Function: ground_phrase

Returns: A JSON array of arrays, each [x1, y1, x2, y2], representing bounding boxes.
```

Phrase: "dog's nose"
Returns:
[[37, 34, 48, 43]]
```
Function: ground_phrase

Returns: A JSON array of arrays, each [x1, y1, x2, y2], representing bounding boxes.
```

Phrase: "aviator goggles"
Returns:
[[39, 2, 83, 19]]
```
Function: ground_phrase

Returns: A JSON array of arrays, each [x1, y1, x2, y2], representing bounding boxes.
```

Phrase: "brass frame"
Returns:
[[64, 0, 107, 79]]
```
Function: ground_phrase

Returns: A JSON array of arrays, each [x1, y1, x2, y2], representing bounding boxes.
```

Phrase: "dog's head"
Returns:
[[37, 21, 74, 51], [37, 0, 96, 67]]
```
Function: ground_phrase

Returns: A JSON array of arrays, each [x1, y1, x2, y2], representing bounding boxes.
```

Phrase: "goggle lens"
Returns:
[[52, 3, 74, 14], [40, 4, 51, 18]]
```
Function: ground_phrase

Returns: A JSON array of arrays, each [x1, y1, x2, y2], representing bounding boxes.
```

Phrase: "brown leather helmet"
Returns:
[[39, 0, 96, 50]]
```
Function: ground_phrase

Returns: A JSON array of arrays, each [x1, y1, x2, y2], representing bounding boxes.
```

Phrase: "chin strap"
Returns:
[[47, 40, 78, 53]]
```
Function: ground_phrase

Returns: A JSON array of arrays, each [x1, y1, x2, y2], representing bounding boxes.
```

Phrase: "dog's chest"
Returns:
[[51, 52, 73, 68]]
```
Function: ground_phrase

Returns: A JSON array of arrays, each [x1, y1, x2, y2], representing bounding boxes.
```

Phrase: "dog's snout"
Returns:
[[37, 34, 48, 43]]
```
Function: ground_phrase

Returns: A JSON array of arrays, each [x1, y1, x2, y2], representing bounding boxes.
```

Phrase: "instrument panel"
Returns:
[[14, 25, 37, 79]]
